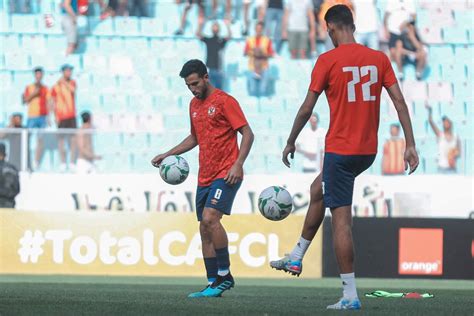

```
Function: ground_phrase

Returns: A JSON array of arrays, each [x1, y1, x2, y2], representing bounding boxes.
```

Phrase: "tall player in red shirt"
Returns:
[[151, 60, 254, 298], [270, 5, 419, 310]]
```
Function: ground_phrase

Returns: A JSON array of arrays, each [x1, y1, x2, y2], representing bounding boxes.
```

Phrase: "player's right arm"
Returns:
[[386, 83, 419, 174], [282, 90, 319, 167], [151, 134, 198, 167]]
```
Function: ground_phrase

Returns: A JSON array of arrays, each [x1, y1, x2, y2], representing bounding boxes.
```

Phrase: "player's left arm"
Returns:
[[386, 83, 419, 174], [225, 124, 254, 185], [282, 90, 319, 168]]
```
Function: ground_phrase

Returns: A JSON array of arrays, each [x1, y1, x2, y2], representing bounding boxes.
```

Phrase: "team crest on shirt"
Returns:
[[208, 106, 216, 117]]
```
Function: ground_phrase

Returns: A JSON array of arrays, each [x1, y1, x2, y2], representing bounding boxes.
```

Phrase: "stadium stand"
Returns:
[[0, 0, 472, 175]]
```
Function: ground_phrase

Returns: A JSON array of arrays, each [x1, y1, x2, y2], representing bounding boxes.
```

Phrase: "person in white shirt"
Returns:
[[427, 106, 461, 173], [384, 0, 416, 80], [282, 0, 316, 59], [296, 112, 326, 173], [353, 0, 379, 50]]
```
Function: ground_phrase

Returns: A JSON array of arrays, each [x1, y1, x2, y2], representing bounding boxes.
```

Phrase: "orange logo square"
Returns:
[[399, 228, 443, 275]]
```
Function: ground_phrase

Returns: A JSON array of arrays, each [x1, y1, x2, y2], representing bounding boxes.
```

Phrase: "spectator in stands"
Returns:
[[51, 64, 78, 172], [76, 112, 101, 174], [282, 0, 316, 59], [244, 22, 274, 97], [175, 0, 206, 36], [427, 106, 461, 173], [384, 0, 416, 80], [0, 114, 23, 171], [242, 0, 266, 36], [210, 0, 232, 20], [263, 0, 284, 54], [129, 0, 148, 17], [353, 0, 379, 50], [382, 123, 405, 175], [196, 19, 232, 90], [98, 0, 127, 19], [22, 67, 49, 171], [296, 112, 326, 174], [0, 143, 20, 209], [9, 0, 37, 13], [61, 0, 79, 55], [399, 21, 427, 80]]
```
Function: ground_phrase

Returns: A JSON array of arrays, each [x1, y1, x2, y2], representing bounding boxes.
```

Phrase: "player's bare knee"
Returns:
[[310, 179, 323, 201]]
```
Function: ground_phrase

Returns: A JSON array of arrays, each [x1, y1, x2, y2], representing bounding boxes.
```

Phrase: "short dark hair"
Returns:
[[256, 21, 264, 28], [33, 66, 43, 73], [81, 111, 91, 123], [179, 59, 208, 78], [324, 4, 354, 28], [390, 123, 400, 129]]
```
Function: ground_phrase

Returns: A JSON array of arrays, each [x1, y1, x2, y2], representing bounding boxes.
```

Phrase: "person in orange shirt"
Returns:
[[382, 124, 406, 175], [51, 64, 77, 172], [23, 67, 50, 171], [244, 22, 275, 97]]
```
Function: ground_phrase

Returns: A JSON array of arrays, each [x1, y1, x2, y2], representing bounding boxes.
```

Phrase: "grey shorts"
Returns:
[[61, 15, 77, 44], [288, 31, 309, 52]]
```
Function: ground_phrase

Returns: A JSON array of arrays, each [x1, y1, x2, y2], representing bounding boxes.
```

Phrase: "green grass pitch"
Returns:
[[0, 275, 473, 315]]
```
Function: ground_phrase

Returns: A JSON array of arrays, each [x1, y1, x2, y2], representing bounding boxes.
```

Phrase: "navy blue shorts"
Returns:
[[322, 153, 376, 209], [195, 178, 241, 221]]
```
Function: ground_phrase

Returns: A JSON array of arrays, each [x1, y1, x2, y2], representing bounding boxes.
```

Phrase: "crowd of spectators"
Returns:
[[2, 0, 466, 176]]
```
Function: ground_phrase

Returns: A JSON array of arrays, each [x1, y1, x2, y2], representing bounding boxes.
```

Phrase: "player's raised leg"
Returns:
[[270, 173, 324, 276]]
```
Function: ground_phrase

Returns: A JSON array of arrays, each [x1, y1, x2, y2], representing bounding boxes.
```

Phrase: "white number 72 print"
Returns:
[[342, 66, 378, 102]]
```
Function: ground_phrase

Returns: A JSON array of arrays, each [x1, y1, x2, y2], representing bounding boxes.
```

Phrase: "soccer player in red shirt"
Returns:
[[151, 59, 254, 298], [270, 5, 419, 310]]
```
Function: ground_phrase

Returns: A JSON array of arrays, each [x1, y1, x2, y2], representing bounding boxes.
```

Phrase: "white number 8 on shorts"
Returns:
[[214, 189, 223, 200]]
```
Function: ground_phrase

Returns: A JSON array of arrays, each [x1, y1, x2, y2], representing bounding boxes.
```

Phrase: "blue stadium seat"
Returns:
[[117, 75, 144, 93], [83, 54, 108, 73], [123, 37, 149, 52], [452, 81, 472, 99], [428, 46, 454, 61], [442, 27, 469, 44], [454, 45, 473, 60], [1, 34, 21, 52], [96, 151, 132, 173], [131, 151, 156, 173], [4, 52, 30, 70], [101, 93, 128, 112], [76, 94, 102, 111], [99, 37, 124, 54], [94, 133, 123, 153], [164, 114, 189, 130], [45, 35, 67, 53], [21, 34, 47, 53], [454, 11, 472, 26], [30, 53, 62, 71], [0, 71, 13, 92], [114, 17, 140, 36], [441, 63, 467, 81], [11, 14, 38, 33], [0, 13, 9, 34], [139, 18, 166, 37], [90, 18, 114, 36], [127, 94, 155, 112], [123, 133, 150, 151]]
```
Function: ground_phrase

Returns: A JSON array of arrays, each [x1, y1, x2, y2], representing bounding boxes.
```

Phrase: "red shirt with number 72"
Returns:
[[309, 43, 397, 155]]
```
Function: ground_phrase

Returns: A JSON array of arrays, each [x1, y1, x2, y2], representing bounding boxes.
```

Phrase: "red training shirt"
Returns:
[[190, 89, 248, 186], [309, 43, 397, 155]]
